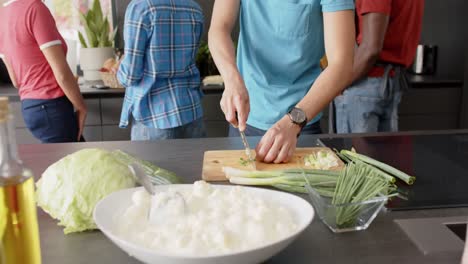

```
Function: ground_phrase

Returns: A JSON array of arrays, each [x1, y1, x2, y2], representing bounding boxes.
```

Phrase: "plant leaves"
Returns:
[[98, 18, 109, 47], [110, 26, 118, 43], [78, 31, 88, 48], [100, 17, 109, 34], [98, 27, 109, 47], [88, 20, 99, 36], [92, 0, 103, 25], [86, 9, 94, 24], [79, 12, 88, 27], [77, 0, 110, 48], [84, 21, 97, 48]]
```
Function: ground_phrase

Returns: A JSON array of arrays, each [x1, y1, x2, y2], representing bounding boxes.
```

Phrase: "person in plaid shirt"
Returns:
[[117, 0, 205, 140]]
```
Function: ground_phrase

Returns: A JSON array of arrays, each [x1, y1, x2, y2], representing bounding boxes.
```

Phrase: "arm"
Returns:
[[256, 10, 355, 163], [208, 0, 249, 131], [42, 45, 87, 140], [351, 13, 389, 83], [117, 3, 149, 87], [0, 56, 18, 88]]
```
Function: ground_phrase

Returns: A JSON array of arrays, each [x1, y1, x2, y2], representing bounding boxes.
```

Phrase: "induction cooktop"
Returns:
[[320, 133, 468, 211]]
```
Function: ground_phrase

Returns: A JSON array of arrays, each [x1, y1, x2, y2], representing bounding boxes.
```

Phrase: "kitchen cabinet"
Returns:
[[83, 126, 103, 142], [101, 98, 124, 125], [84, 99, 101, 126], [102, 125, 131, 141], [202, 93, 229, 137], [87, 98, 129, 141], [13, 97, 130, 143], [399, 84, 463, 131]]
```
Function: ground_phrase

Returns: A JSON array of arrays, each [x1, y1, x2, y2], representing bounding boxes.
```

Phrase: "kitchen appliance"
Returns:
[[202, 147, 344, 181], [410, 44, 438, 75]]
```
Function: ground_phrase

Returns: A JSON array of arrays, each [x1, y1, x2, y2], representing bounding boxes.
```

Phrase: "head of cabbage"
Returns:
[[36, 148, 136, 234]]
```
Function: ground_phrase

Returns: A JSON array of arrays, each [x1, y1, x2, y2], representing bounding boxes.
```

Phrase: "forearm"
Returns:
[[56, 74, 86, 111], [208, 29, 243, 86], [297, 10, 355, 122], [117, 54, 143, 87], [297, 62, 353, 122], [350, 45, 379, 84], [351, 12, 389, 84]]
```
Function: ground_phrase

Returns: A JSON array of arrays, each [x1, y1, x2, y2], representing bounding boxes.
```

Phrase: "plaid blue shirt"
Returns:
[[117, 0, 204, 129]]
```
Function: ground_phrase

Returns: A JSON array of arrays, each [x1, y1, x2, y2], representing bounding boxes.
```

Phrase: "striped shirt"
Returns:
[[117, 0, 204, 129]]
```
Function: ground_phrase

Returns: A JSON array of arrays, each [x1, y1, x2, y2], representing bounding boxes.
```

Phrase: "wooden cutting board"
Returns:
[[202, 147, 345, 181]]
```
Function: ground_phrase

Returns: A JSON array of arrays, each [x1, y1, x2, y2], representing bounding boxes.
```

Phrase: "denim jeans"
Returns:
[[131, 118, 206, 140], [334, 76, 402, 133], [228, 121, 322, 137], [21, 96, 82, 143]]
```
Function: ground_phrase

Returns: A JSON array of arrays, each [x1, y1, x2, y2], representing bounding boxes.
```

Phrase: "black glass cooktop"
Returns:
[[320, 133, 468, 211]]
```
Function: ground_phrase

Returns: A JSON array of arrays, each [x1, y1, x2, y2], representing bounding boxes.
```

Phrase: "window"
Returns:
[[44, 0, 114, 74], [44, 0, 113, 40]]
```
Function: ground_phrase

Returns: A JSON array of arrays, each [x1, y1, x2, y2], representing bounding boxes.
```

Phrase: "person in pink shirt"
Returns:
[[0, 0, 87, 143]]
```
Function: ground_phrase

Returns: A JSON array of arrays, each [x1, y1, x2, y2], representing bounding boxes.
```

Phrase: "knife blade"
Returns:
[[239, 130, 256, 170]]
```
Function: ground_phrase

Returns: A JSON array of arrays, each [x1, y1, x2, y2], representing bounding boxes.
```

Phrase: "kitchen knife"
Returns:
[[239, 130, 256, 170]]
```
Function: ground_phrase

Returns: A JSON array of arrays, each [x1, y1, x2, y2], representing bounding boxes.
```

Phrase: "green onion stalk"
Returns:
[[223, 167, 340, 196], [332, 161, 394, 227], [340, 150, 415, 185]]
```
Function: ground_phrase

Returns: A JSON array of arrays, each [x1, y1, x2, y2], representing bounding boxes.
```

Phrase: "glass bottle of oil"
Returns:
[[0, 97, 41, 264]]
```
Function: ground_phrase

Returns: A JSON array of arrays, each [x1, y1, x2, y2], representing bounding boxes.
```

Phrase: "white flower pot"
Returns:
[[79, 47, 115, 81]]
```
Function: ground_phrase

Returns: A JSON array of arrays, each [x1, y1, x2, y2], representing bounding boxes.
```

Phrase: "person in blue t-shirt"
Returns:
[[209, 0, 355, 163]]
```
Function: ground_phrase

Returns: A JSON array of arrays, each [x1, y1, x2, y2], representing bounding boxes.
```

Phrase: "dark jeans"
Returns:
[[21, 96, 82, 143], [228, 121, 322, 137]]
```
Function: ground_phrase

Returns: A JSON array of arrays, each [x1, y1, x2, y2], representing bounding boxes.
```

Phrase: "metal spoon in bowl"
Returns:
[[128, 163, 186, 223]]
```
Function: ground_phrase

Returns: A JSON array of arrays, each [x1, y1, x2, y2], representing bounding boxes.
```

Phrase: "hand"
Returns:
[[111, 58, 122, 74], [255, 116, 302, 164], [220, 78, 250, 131], [75, 107, 87, 141]]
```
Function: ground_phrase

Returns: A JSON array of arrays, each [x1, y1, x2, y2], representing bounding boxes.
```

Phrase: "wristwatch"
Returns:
[[287, 107, 308, 130]]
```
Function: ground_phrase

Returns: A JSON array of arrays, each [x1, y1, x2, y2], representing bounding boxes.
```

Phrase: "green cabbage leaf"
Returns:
[[36, 148, 136, 234]]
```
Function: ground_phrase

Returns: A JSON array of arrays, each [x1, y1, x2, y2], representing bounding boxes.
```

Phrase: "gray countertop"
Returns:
[[0, 74, 463, 101], [18, 131, 468, 264], [0, 82, 125, 101]]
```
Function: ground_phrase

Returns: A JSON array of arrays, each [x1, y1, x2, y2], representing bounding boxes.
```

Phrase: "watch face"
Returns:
[[290, 108, 306, 123]]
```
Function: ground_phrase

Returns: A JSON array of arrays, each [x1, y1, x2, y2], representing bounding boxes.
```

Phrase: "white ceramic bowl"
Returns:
[[93, 184, 314, 264]]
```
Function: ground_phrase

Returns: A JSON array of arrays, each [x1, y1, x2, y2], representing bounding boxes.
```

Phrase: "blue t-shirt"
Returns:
[[237, 0, 355, 130]]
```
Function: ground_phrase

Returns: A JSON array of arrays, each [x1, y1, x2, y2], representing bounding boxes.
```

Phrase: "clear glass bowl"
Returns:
[[305, 185, 388, 233]]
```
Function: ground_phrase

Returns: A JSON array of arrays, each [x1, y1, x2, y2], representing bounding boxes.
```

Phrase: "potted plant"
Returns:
[[196, 41, 219, 78], [78, 0, 117, 81]]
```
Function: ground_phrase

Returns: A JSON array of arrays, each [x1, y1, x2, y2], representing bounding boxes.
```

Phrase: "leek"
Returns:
[[223, 166, 339, 194], [332, 161, 394, 227], [340, 150, 415, 185], [223, 167, 340, 179]]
